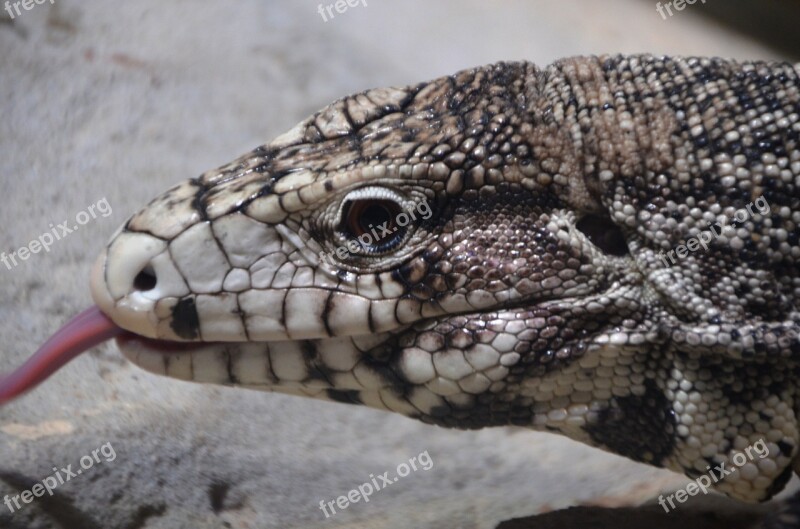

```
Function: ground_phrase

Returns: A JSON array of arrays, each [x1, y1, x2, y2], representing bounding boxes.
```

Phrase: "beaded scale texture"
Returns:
[[89, 55, 800, 504]]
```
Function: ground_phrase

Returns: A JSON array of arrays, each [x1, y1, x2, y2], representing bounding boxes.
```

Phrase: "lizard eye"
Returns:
[[336, 187, 411, 256], [344, 199, 402, 238]]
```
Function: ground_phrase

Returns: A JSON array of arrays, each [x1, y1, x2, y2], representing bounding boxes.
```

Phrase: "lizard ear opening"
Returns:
[[576, 214, 629, 257]]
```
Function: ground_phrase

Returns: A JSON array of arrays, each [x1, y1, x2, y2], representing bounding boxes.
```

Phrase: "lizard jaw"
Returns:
[[114, 330, 432, 417], [0, 305, 391, 404]]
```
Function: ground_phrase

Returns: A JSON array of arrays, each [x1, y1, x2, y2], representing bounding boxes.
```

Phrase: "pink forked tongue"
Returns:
[[0, 306, 123, 405]]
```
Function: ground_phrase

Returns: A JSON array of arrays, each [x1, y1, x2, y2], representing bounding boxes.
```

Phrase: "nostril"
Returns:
[[133, 266, 157, 292]]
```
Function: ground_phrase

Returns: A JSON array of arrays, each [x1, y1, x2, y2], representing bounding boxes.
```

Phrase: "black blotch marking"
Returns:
[[777, 440, 794, 457], [302, 341, 335, 386], [718, 366, 785, 410], [190, 178, 209, 221], [583, 379, 676, 466], [703, 456, 720, 472], [390, 268, 411, 290], [765, 464, 794, 500], [170, 297, 200, 340], [326, 389, 362, 405]]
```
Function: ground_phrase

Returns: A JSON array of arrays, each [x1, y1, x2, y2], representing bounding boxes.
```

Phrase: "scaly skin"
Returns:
[[89, 55, 800, 504]]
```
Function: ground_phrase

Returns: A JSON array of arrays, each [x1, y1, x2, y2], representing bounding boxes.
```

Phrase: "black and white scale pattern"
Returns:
[[89, 55, 800, 503]]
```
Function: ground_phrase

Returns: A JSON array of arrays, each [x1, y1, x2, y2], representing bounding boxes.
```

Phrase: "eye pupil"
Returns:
[[340, 198, 407, 254], [345, 199, 401, 237], [359, 203, 393, 233]]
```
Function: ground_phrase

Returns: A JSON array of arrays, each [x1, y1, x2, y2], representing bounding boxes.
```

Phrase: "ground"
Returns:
[[0, 1, 795, 528]]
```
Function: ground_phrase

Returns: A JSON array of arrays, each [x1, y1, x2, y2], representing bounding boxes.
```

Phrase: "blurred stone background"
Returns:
[[0, 1, 796, 528]]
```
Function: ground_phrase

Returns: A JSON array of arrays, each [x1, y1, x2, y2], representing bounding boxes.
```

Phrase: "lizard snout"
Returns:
[[91, 232, 190, 341]]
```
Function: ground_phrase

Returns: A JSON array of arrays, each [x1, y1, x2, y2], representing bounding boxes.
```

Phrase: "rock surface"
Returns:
[[0, 1, 794, 528]]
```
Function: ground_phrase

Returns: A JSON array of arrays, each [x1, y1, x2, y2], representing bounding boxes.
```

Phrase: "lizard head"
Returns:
[[89, 61, 633, 422], [5, 57, 799, 504]]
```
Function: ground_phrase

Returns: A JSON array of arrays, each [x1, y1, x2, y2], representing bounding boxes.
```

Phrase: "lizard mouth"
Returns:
[[115, 332, 212, 353], [0, 306, 212, 405]]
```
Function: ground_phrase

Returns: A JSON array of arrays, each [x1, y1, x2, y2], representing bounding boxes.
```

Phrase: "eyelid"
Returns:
[[335, 186, 412, 223]]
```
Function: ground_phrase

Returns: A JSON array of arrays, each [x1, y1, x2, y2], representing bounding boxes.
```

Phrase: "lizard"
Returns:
[[1, 54, 799, 523]]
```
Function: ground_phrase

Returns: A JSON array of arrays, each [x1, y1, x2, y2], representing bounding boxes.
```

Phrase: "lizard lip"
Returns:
[[115, 332, 214, 353]]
